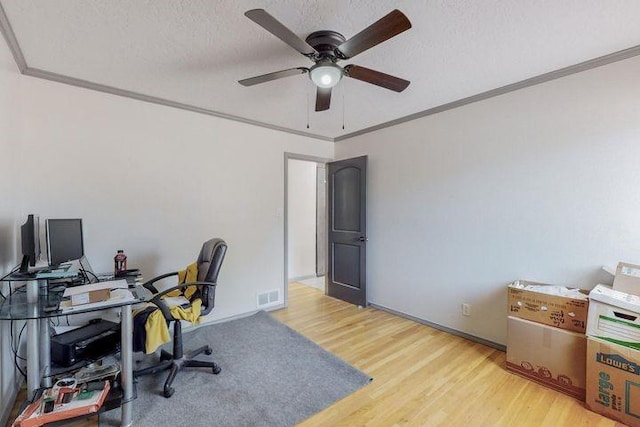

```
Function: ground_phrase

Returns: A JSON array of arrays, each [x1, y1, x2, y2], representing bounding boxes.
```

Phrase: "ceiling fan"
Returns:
[[239, 9, 412, 112]]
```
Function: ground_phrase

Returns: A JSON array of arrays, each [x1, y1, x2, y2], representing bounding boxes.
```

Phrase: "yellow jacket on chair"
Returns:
[[137, 262, 202, 354]]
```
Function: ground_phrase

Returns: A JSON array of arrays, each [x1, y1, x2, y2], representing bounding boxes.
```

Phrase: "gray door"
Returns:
[[327, 156, 367, 306]]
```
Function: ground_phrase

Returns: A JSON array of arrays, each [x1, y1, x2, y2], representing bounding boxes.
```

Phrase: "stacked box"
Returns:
[[586, 337, 640, 426], [508, 280, 589, 333], [507, 281, 589, 399], [507, 316, 586, 400], [587, 284, 640, 349], [586, 284, 640, 426]]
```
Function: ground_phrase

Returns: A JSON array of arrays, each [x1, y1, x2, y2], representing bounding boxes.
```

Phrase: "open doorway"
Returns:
[[284, 153, 330, 305]]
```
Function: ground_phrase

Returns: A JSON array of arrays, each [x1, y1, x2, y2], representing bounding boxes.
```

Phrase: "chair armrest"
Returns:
[[141, 271, 180, 293], [147, 281, 217, 321]]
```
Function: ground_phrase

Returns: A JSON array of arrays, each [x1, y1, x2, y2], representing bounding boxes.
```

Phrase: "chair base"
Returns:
[[134, 344, 221, 398]]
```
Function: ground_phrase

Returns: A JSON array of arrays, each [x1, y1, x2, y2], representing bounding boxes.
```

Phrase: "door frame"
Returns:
[[283, 152, 332, 307]]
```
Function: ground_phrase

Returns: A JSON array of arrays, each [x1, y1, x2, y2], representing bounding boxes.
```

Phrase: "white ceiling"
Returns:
[[2, 1, 640, 141]]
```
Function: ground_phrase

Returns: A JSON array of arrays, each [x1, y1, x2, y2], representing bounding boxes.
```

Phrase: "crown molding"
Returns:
[[334, 44, 640, 142], [0, 2, 26, 72], [1, 3, 639, 143], [22, 66, 334, 142]]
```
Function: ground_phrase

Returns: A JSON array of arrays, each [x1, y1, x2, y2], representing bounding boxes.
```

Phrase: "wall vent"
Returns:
[[257, 289, 281, 309]]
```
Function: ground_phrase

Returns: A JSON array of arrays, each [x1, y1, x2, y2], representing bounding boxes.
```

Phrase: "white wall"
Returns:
[[15, 76, 334, 321], [287, 159, 317, 280], [335, 55, 640, 345], [0, 39, 23, 426]]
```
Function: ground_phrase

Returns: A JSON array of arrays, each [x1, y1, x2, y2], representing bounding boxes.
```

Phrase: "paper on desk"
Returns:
[[60, 288, 137, 313], [62, 279, 128, 297], [162, 295, 191, 307]]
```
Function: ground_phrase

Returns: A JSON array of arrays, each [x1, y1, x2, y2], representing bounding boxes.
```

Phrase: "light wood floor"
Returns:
[[274, 283, 618, 427], [7, 282, 620, 427]]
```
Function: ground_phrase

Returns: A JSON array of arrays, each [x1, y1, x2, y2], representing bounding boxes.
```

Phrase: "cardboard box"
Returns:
[[587, 284, 640, 350], [586, 337, 640, 427], [70, 288, 110, 306], [507, 316, 586, 400], [614, 262, 640, 296], [508, 280, 589, 333]]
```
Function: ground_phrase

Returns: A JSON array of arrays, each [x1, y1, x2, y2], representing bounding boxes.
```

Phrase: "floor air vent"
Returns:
[[257, 289, 281, 309]]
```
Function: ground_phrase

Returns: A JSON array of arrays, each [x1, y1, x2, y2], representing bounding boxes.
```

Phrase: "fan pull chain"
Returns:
[[342, 84, 345, 130]]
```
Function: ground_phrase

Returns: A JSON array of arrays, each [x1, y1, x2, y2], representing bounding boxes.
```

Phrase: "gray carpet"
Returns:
[[100, 311, 372, 427]]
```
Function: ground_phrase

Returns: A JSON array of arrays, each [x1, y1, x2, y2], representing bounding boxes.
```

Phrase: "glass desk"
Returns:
[[0, 272, 145, 427]]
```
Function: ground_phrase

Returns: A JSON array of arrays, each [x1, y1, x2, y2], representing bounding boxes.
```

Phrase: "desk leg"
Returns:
[[39, 317, 51, 388], [120, 304, 133, 427], [39, 278, 51, 388], [26, 280, 39, 400], [26, 318, 39, 400]]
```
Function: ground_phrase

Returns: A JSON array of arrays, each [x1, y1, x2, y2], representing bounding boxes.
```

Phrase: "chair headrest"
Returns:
[[197, 238, 227, 283]]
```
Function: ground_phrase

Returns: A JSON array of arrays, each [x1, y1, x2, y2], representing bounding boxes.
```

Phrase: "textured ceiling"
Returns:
[[2, 0, 640, 140]]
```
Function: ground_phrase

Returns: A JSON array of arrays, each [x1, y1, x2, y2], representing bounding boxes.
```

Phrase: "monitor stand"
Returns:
[[18, 256, 51, 275], [19, 255, 30, 273]]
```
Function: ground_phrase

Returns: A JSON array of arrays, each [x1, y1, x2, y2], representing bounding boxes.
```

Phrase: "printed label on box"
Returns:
[[622, 266, 640, 279], [592, 371, 623, 414], [586, 338, 640, 426], [596, 352, 640, 375], [508, 282, 588, 333], [594, 315, 640, 350]]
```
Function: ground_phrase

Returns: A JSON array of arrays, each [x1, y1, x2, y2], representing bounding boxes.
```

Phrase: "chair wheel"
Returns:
[[163, 387, 175, 398], [212, 365, 221, 375], [205, 347, 213, 355]]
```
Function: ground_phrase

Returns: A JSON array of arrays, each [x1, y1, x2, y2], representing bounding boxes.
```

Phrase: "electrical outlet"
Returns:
[[462, 303, 471, 316]]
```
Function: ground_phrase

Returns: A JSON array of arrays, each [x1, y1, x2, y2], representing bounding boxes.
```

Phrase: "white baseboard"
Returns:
[[368, 302, 506, 351], [287, 274, 317, 283], [292, 276, 325, 291], [186, 305, 286, 331]]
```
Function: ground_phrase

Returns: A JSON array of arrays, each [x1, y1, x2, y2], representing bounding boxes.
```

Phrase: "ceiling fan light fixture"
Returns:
[[309, 62, 343, 88]]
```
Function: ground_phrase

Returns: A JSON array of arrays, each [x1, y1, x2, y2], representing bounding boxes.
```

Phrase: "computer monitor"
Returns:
[[19, 214, 41, 273], [46, 218, 84, 266]]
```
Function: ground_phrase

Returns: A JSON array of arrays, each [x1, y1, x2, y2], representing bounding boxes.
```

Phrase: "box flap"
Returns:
[[616, 262, 640, 278], [589, 284, 640, 313], [509, 280, 588, 300]]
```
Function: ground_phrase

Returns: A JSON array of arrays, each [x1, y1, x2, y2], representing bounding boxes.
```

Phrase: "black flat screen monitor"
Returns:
[[19, 214, 41, 273], [46, 218, 84, 266]]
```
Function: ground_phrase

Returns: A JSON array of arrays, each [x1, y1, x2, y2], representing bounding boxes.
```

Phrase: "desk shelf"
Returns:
[[1, 274, 145, 427], [25, 379, 136, 427], [0, 285, 144, 320]]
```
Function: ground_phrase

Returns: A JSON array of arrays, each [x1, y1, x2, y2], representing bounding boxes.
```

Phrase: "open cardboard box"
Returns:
[[508, 280, 589, 333], [613, 262, 640, 297]]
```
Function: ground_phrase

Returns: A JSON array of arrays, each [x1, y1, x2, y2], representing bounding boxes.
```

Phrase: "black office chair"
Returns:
[[134, 238, 227, 398]]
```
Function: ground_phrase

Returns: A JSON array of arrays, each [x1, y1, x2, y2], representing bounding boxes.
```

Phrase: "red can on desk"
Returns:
[[114, 250, 127, 275]]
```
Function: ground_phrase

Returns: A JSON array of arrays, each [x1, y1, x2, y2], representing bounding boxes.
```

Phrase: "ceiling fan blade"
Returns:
[[336, 10, 411, 59], [238, 67, 308, 86], [245, 9, 317, 56], [344, 65, 410, 92], [315, 87, 331, 111]]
